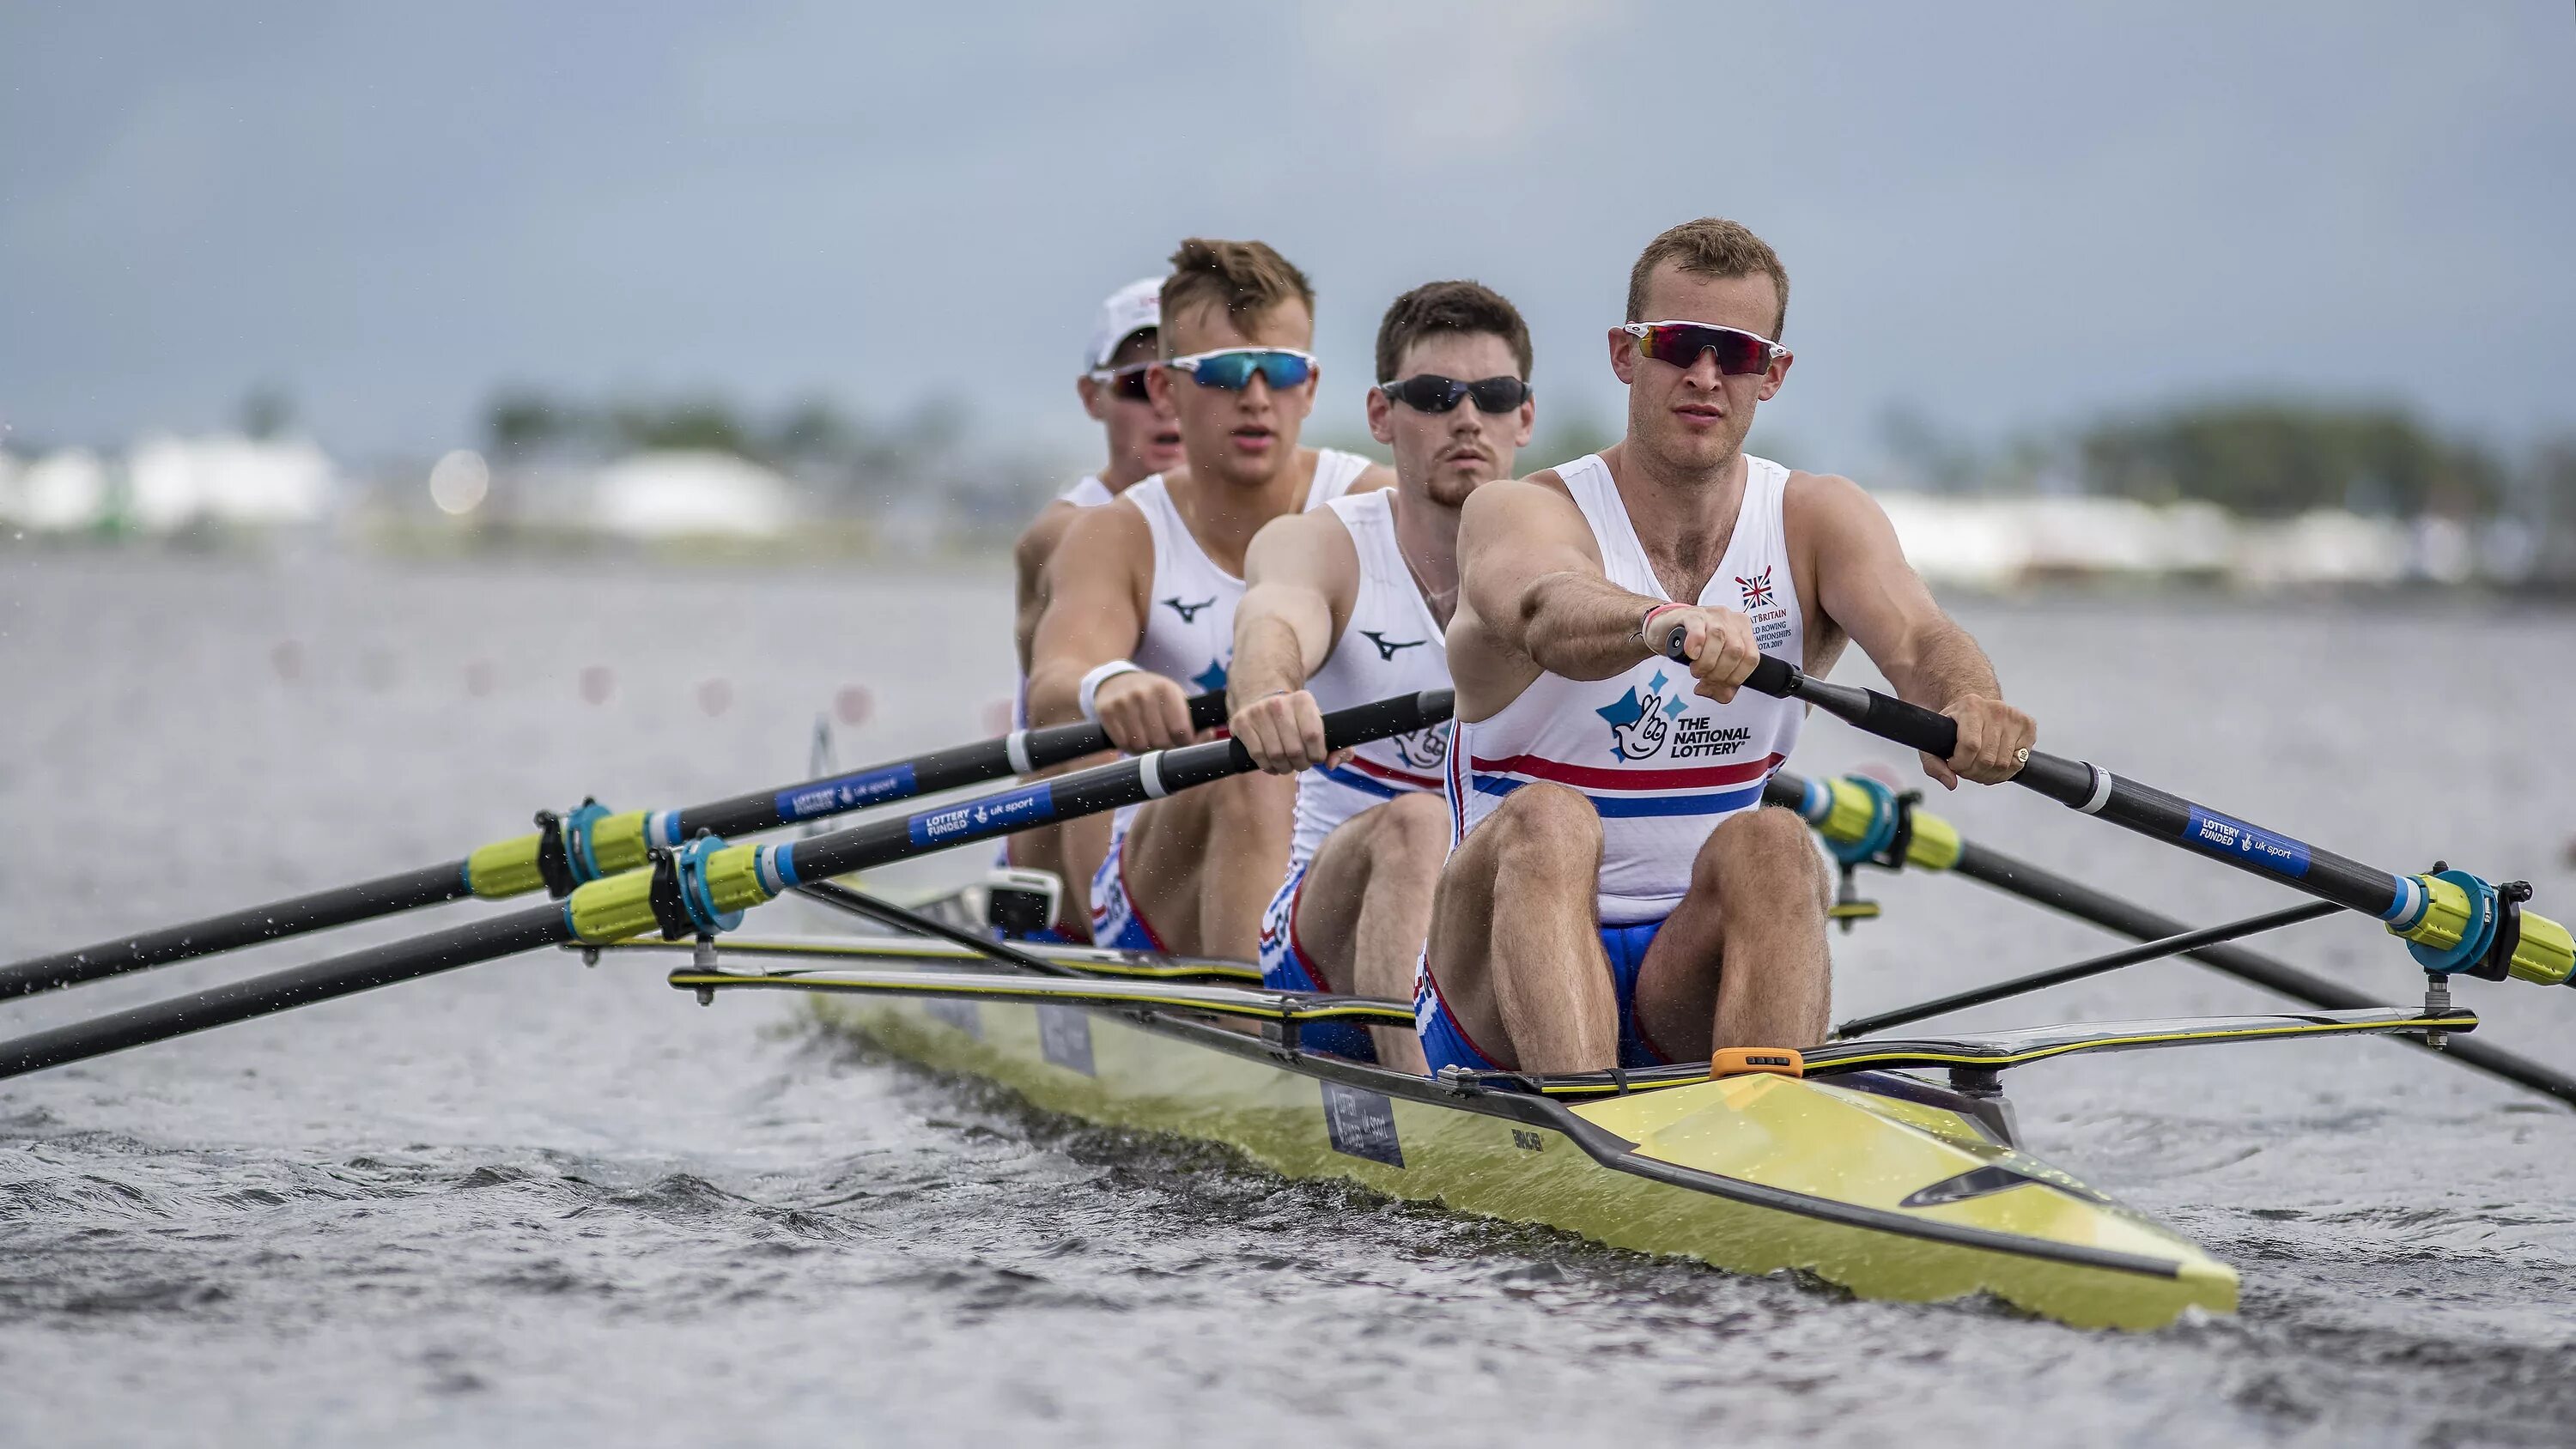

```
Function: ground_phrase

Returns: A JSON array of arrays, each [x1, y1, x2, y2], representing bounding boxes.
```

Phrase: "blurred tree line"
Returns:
[[2077, 403, 2510, 518], [480, 388, 1053, 531], [1886, 398, 2570, 524]]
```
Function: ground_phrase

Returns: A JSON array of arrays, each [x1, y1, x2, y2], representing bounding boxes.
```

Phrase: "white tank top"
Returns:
[[1123, 448, 1373, 697], [1449, 453, 1805, 925], [1287, 489, 1452, 867]]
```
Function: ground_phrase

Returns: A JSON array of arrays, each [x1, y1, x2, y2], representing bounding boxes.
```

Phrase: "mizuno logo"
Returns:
[[1163, 596, 1217, 623], [1359, 630, 1426, 663]]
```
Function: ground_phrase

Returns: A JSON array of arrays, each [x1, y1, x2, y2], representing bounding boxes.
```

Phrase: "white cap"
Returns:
[[1085, 276, 1163, 371]]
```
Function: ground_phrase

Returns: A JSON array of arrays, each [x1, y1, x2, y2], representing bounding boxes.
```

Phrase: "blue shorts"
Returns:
[[1087, 808, 1169, 952], [1413, 919, 1677, 1074], [1258, 861, 1377, 1062]]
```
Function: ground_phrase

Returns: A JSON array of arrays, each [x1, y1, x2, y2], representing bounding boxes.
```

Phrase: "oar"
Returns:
[[1763, 767, 2576, 1106], [0, 693, 1224, 999], [0, 690, 1450, 1082], [1672, 639, 2576, 991], [1831, 900, 2342, 1037]]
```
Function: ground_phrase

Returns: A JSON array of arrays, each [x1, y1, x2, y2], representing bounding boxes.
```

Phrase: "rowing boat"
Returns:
[[601, 773, 2471, 1331]]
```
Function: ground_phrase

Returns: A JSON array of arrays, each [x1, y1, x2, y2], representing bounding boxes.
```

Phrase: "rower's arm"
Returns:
[[1457, 477, 1638, 682], [1797, 471, 2034, 786], [1010, 501, 1080, 677], [1027, 503, 1192, 748], [1229, 510, 1360, 773]]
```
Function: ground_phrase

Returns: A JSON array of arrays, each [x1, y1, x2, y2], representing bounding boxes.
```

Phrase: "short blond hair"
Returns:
[[1626, 218, 1789, 340], [1161, 239, 1315, 347]]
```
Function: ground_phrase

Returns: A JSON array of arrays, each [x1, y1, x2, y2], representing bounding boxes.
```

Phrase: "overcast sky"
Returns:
[[4, 2, 2571, 475]]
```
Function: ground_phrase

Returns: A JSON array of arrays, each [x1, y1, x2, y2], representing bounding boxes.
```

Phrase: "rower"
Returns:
[[1026, 238, 1393, 958], [1000, 276, 1184, 941], [1419, 218, 2038, 1076], [1227, 282, 1536, 1070]]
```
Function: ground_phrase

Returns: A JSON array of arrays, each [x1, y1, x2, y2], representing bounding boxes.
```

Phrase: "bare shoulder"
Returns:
[[1053, 491, 1155, 579], [1012, 500, 1083, 575], [1349, 460, 1396, 494], [1461, 471, 1584, 543], [1244, 503, 1359, 585], [1783, 468, 1896, 540]]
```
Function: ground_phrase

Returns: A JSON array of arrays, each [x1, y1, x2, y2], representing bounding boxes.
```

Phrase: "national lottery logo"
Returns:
[[1738, 567, 1777, 611], [1388, 724, 1449, 773], [1595, 670, 1689, 761]]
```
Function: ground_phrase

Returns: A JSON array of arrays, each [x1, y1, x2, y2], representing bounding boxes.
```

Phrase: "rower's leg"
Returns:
[[1118, 771, 1297, 958], [1288, 791, 1447, 1073], [1633, 806, 1832, 1058], [1422, 783, 1616, 1074]]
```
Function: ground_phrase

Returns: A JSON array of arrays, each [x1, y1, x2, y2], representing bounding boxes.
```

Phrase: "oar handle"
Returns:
[[1661, 627, 1960, 760]]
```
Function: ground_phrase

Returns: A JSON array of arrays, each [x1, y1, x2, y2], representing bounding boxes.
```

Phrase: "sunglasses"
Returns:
[[1088, 361, 1155, 403], [1621, 321, 1787, 376], [1165, 348, 1318, 391], [1380, 374, 1531, 415]]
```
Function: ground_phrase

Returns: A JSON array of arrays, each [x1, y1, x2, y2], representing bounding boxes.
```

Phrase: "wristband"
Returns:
[[1078, 659, 1144, 723], [1635, 601, 1686, 644]]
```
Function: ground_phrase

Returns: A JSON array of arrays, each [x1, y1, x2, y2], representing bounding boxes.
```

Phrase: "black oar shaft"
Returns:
[[0, 691, 1449, 1082], [1700, 645, 2569, 985], [0, 907, 569, 1079], [1834, 900, 2341, 1038], [0, 861, 472, 1001], [0, 694, 1223, 997]]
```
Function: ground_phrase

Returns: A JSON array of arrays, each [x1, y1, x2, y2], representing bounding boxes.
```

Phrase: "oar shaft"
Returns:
[[0, 693, 1223, 996], [0, 861, 472, 1000], [667, 694, 1224, 840], [0, 690, 1449, 1082], [1700, 643, 2569, 985], [1833, 900, 2341, 1038], [0, 907, 569, 1080]]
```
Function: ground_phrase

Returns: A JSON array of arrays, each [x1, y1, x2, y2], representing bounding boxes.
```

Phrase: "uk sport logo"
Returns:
[[1737, 567, 1776, 611]]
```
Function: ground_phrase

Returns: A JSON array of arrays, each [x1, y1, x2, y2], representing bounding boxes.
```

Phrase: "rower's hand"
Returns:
[[1662, 605, 1763, 704], [1230, 688, 1351, 775], [1923, 695, 2037, 789], [1094, 670, 1197, 753]]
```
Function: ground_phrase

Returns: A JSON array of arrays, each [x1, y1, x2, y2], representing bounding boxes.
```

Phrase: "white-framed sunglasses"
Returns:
[[1163, 348, 1320, 391], [1620, 321, 1788, 375]]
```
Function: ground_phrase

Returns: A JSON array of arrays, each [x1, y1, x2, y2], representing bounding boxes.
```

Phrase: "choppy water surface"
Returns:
[[3, 551, 2574, 1447]]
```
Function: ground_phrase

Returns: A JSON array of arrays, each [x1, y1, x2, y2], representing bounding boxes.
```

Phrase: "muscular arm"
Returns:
[[1228, 509, 1359, 772], [1455, 477, 1644, 683], [1011, 501, 1081, 676], [1795, 471, 2034, 785], [1025, 503, 1192, 746]]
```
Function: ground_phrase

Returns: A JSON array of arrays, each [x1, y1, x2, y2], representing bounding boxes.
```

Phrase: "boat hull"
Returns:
[[812, 990, 2237, 1331]]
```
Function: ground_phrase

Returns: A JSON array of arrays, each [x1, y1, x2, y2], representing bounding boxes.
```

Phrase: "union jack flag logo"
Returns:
[[1738, 567, 1777, 610]]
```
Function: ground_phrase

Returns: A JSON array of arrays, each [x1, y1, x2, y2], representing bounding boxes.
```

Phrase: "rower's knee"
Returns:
[[1202, 767, 1296, 831], [1365, 792, 1451, 884], [1485, 783, 1601, 876], [1699, 806, 1824, 900]]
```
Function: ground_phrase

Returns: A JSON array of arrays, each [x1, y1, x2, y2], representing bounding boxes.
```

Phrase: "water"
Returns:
[[3, 551, 2574, 1446]]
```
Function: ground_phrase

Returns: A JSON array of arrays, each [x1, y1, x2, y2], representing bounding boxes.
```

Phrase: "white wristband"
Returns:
[[1078, 660, 1144, 723]]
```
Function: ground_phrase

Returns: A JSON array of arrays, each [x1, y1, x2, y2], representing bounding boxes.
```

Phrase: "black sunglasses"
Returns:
[[1380, 374, 1531, 415]]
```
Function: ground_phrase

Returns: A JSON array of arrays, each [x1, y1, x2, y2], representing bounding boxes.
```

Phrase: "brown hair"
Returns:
[[1374, 280, 1534, 383], [1160, 239, 1315, 348], [1625, 218, 1789, 340]]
